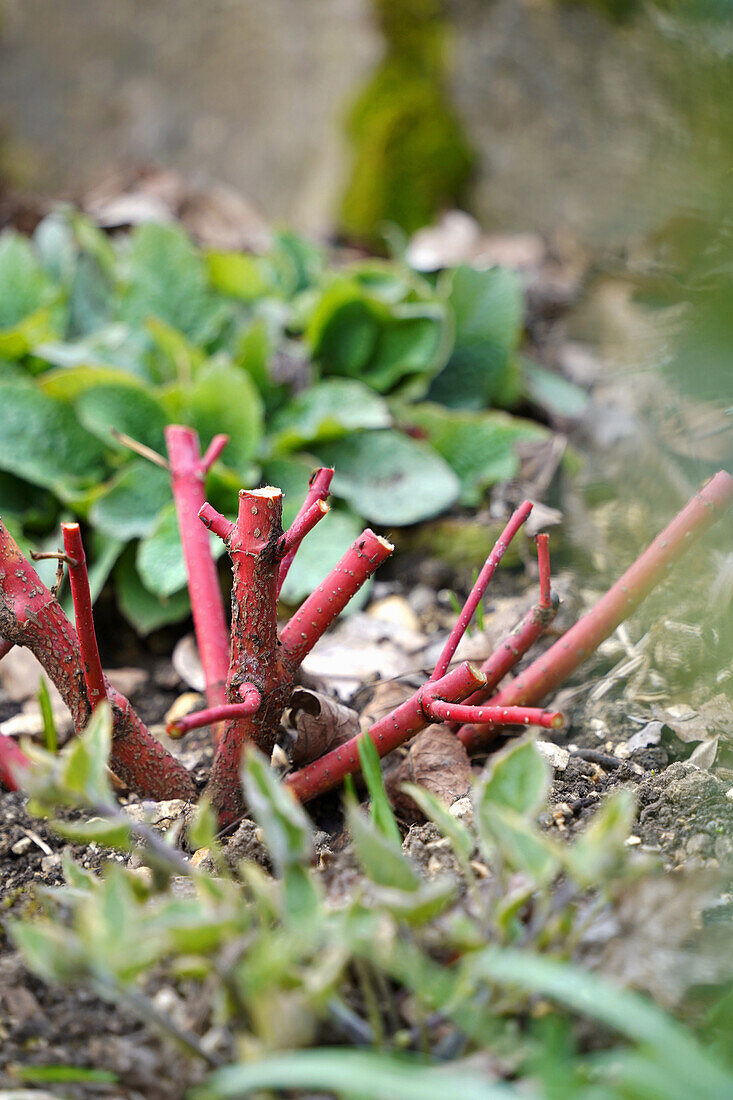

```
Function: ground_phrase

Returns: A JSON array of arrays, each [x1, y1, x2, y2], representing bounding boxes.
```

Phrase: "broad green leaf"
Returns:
[[194, 1049, 515, 1100], [146, 316, 205, 382], [75, 382, 168, 452], [477, 737, 550, 818], [347, 803, 420, 891], [429, 265, 523, 409], [0, 305, 62, 358], [0, 230, 58, 329], [183, 358, 264, 477], [114, 549, 191, 634], [38, 364, 150, 400], [120, 222, 229, 345], [318, 429, 459, 526], [270, 379, 391, 454], [206, 250, 271, 301], [0, 384, 107, 495], [278, 508, 370, 610], [307, 279, 447, 392], [90, 462, 172, 541], [68, 253, 114, 336], [137, 501, 227, 598], [269, 229, 323, 296], [358, 735, 401, 845], [396, 402, 546, 506]]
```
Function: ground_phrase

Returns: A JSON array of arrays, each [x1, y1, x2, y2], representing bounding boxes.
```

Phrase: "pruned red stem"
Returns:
[[430, 500, 534, 681], [424, 699, 563, 729], [167, 686, 262, 738], [166, 426, 230, 711], [280, 529, 394, 668], [0, 520, 196, 800], [458, 470, 733, 753], [458, 534, 558, 711], [285, 661, 486, 803], [278, 499, 330, 560], [278, 466, 334, 596], [0, 732, 28, 790], [62, 523, 107, 710], [204, 488, 292, 825]]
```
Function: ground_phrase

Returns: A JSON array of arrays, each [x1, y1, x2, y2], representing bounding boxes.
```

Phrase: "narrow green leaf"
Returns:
[[358, 735, 401, 845], [38, 677, 58, 754]]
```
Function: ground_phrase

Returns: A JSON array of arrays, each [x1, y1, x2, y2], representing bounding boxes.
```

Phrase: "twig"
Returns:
[[110, 428, 169, 469], [62, 523, 107, 709], [277, 466, 334, 595]]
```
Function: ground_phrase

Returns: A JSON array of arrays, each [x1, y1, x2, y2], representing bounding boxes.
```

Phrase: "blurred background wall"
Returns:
[[0, 0, 728, 246]]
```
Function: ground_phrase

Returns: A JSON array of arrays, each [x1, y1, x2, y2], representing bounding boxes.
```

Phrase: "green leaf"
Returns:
[[75, 382, 168, 453], [270, 379, 391, 454], [278, 508, 370, 610], [481, 805, 559, 881], [347, 802, 420, 891], [565, 787, 637, 887], [471, 947, 732, 1099], [38, 363, 151, 400], [396, 402, 546, 506], [477, 737, 550, 818], [38, 678, 58, 753], [522, 359, 590, 419], [429, 265, 523, 409], [137, 501, 227, 598], [358, 735, 401, 845], [241, 749, 314, 873], [90, 461, 172, 540], [53, 816, 133, 849], [114, 550, 191, 634], [119, 222, 229, 345], [183, 358, 264, 477], [14, 1065, 119, 1086], [206, 250, 271, 301], [34, 211, 77, 284], [194, 1049, 515, 1100], [0, 230, 58, 330], [0, 383, 107, 495], [317, 429, 459, 526], [187, 799, 219, 853], [307, 279, 447, 393], [370, 879, 457, 925]]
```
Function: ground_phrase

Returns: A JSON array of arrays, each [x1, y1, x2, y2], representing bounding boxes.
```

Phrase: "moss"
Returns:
[[339, 0, 475, 245]]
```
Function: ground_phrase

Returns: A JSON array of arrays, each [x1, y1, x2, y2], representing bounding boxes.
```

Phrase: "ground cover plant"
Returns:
[[0, 211, 547, 635]]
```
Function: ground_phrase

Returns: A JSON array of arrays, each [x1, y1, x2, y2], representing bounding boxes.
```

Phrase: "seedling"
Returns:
[[0, 426, 730, 826]]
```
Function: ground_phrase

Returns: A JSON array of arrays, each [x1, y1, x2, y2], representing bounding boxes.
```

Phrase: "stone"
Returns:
[[536, 741, 570, 771]]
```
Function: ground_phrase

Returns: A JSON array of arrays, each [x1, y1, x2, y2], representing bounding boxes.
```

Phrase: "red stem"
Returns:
[[430, 500, 534, 681], [167, 685, 262, 737], [165, 426, 230, 710], [61, 523, 107, 709], [285, 661, 486, 803], [458, 470, 733, 753], [0, 520, 196, 800], [277, 467, 334, 595], [425, 699, 563, 729], [205, 488, 292, 824], [0, 732, 29, 790], [280, 529, 394, 668], [0, 637, 12, 660], [457, 534, 558, 711], [278, 499, 330, 560]]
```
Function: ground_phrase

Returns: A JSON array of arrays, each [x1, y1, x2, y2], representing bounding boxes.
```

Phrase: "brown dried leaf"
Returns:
[[359, 679, 416, 731], [284, 688, 361, 768], [386, 725, 473, 821]]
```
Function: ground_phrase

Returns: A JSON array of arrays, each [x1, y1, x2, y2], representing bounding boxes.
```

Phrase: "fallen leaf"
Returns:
[[285, 688, 361, 767], [387, 726, 473, 820]]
